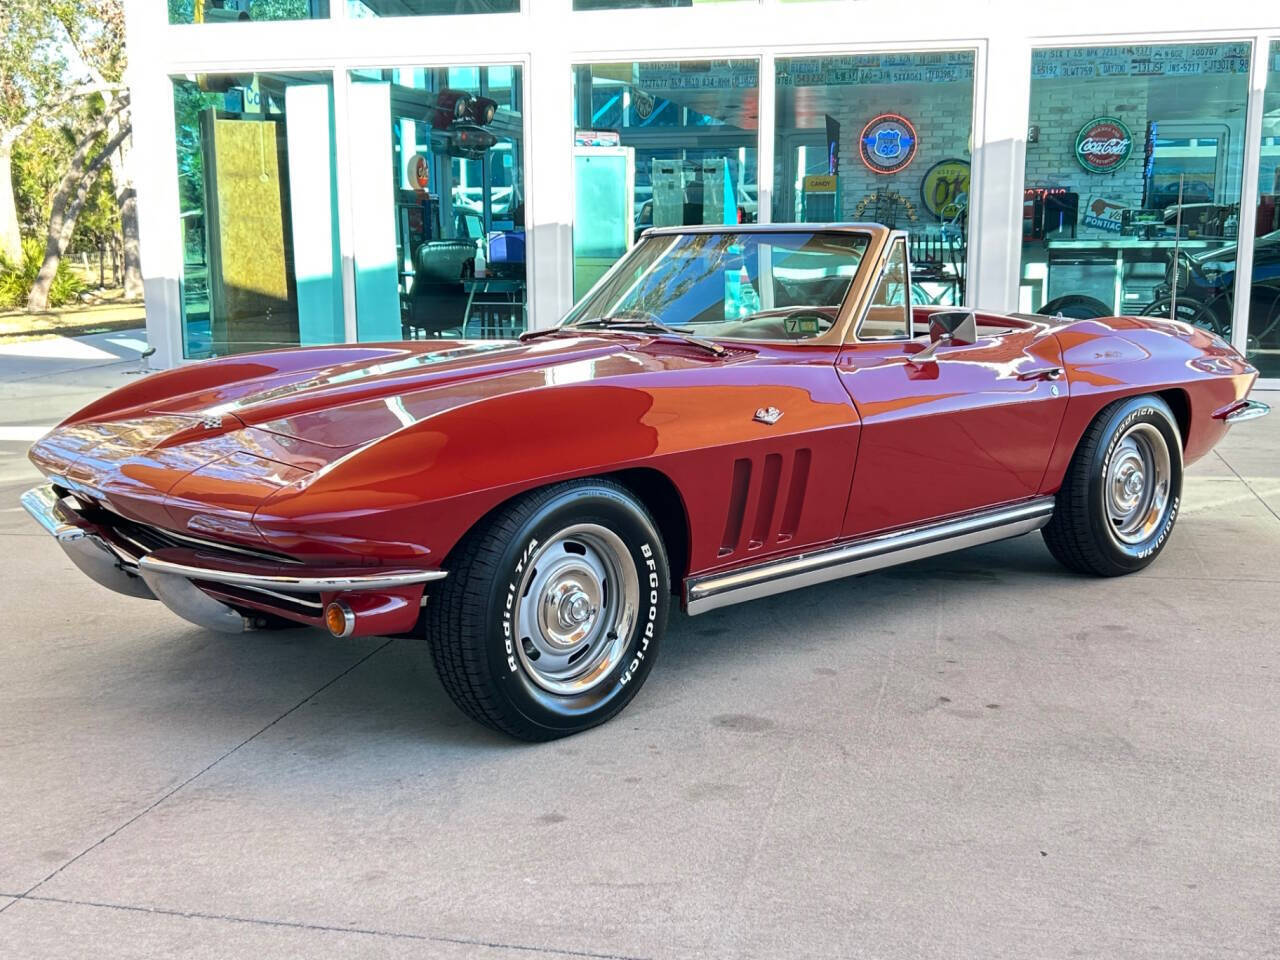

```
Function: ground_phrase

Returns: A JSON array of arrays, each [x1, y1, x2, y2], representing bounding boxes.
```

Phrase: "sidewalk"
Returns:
[[0, 328, 149, 487]]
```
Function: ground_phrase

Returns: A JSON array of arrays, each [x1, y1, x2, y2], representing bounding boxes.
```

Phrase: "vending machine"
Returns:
[[573, 144, 636, 299]]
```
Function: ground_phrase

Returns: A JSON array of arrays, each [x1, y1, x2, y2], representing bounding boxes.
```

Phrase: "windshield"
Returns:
[[564, 230, 871, 342]]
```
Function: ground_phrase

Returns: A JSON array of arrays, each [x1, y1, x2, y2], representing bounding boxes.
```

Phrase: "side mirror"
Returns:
[[910, 310, 977, 365], [928, 309, 977, 347]]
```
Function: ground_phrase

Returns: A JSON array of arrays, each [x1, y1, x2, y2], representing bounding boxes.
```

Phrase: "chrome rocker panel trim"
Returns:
[[685, 497, 1056, 616]]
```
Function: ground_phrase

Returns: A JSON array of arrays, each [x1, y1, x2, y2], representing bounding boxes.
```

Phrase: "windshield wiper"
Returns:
[[517, 326, 570, 343], [575, 315, 727, 357]]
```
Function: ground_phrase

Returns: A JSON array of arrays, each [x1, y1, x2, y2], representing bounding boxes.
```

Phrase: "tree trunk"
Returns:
[[0, 145, 21, 266], [106, 111, 142, 299], [27, 114, 129, 312]]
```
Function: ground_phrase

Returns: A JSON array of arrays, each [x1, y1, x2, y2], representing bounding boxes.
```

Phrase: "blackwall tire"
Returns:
[[1038, 294, 1113, 320], [1042, 395, 1183, 577], [425, 480, 669, 741]]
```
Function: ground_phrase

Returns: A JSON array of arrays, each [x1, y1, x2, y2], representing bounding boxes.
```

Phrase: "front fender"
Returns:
[[252, 362, 860, 573]]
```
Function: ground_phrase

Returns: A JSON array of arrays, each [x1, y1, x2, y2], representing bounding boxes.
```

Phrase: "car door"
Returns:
[[835, 236, 1068, 539]]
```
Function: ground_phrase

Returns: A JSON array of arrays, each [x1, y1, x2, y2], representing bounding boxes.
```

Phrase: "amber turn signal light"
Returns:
[[324, 601, 355, 638]]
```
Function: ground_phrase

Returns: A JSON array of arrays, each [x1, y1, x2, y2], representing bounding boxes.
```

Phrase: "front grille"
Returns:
[[68, 495, 299, 567]]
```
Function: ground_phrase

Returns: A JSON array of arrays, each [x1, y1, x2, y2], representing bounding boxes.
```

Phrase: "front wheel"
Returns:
[[1043, 395, 1183, 576], [425, 480, 669, 740]]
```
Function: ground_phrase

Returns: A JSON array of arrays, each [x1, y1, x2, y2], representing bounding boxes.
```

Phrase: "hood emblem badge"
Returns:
[[199, 415, 223, 430], [753, 406, 783, 426]]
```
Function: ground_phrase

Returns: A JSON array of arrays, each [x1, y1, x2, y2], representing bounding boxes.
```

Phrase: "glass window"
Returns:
[[348, 0, 517, 15], [571, 60, 759, 298], [774, 52, 975, 307], [1246, 41, 1280, 377], [349, 66, 525, 342], [172, 72, 341, 359], [574, 0, 735, 8], [1019, 43, 1250, 339], [566, 230, 869, 342], [168, 0, 328, 24], [859, 238, 910, 339]]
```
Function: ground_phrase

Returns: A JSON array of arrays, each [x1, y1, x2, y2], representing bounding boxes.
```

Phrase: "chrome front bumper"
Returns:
[[1213, 398, 1271, 425], [21, 485, 156, 600], [21, 483, 446, 633], [1222, 399, 1270, 424]]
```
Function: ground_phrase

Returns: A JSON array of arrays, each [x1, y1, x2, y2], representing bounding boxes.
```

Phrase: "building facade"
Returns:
[[123, 1, 1280, 388]]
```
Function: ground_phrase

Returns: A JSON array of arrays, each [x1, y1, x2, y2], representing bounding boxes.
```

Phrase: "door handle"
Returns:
[[1017, 366, 1063, 381]]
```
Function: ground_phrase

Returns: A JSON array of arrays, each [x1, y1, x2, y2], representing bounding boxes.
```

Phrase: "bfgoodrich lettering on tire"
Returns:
[[1043, 394, 1183, 577], [425, 479, 669, 740]]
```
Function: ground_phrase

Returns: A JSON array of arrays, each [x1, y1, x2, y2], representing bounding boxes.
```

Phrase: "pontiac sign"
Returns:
[[1075, 117, 1133, 174]]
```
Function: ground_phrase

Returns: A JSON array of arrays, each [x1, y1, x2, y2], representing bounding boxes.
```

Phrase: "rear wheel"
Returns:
[[1042, 395, 1183, 576], [425, 480, 669, 740], [1038, 294, 1113, 320]]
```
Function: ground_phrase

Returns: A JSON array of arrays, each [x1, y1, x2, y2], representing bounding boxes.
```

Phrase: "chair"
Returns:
[[401, 240, 475, 338]]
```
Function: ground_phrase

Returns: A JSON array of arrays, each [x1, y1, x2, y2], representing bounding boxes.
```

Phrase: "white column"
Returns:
[[524, 0, 574, 329], [1230, 34, 1270, 358], [123, 0, 184, 368], [332, 66, 359, 344], [756, 50, 775, 225], [967, 30, 1032, 314]]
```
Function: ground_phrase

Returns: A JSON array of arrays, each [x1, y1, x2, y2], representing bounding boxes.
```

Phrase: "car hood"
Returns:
[[29, 335, 730, 539], [145, 335, 726, 447]]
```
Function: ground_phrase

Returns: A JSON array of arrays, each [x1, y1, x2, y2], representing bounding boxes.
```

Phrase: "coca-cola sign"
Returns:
[[1075, 117, 1133, 174]]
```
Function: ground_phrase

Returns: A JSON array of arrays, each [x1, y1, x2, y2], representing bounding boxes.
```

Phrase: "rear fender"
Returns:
[[1041, 318, 1256, 492]]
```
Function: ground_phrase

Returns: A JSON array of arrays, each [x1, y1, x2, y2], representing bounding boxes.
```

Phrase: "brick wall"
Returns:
[[1025, 75, 1149, 239], [830, 81, 975, 226]]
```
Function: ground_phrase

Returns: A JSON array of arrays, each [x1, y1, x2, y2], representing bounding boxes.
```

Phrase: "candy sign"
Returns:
[[1075, 117, 1133, 174]]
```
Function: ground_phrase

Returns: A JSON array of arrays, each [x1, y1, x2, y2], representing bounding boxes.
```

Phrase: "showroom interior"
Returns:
[[128, 2, 1280, 386]]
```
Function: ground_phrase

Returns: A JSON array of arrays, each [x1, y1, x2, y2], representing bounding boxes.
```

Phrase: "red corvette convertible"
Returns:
[[22, 224, 1269, 739]]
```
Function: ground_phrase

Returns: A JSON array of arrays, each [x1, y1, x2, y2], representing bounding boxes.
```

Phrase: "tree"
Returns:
[[26, 94, 129, 310], [1, 1, 68, 265], [37, 1, 140, 302]]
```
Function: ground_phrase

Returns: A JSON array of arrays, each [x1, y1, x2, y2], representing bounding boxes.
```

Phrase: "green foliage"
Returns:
[[0, 237, 86, 310], [71, 166, 120, 254], [11, 123, 75, 236], [172, 80, 220, 220], [0, 0, 69, 132]]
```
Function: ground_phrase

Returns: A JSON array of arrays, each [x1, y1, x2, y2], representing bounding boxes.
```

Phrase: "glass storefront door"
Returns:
[[570, 60, 759, 298], [1018, 43, 1251, 335], [349, 65, 526, 341], [171, 71, 341, 359], [773, 52, 976, 306]]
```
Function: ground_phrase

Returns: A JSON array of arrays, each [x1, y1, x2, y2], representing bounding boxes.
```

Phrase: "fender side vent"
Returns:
[[719, 458, 752, 557], [749, 453, 783, 550], [777, 448, 811, 544]]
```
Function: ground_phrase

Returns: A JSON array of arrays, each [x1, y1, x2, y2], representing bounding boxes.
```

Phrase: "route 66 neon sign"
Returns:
[[859, 114, 918, 175]]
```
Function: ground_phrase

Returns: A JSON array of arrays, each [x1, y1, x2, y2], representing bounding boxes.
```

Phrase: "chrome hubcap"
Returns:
[[1105, 422, 1172, 545], [514, 524, 638, 695]]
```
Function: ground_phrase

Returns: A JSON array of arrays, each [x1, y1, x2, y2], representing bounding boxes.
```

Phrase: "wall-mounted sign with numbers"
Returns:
[[920, 158, 970, 219], [1075, 117, 1133, 174]]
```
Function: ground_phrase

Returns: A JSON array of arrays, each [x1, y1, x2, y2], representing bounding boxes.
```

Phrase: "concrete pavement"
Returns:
[[0, 333, 1277, 958]]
